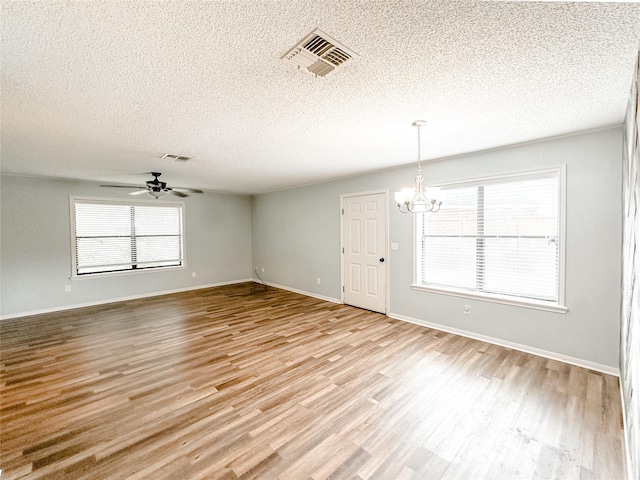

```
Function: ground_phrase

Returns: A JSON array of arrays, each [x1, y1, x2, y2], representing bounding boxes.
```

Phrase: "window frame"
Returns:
[[411, 166, 567, 313], [69, 196, 187, 279]]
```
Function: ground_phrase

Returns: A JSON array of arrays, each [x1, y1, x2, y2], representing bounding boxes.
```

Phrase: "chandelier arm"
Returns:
[[397, 203, 410, 214]]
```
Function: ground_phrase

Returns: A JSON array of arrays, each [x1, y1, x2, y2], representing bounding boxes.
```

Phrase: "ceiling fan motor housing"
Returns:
[[147, 172, 168, 191]]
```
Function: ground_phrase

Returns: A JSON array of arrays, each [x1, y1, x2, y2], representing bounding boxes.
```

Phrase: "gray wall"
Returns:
[[252, 128, 623, 369], [0, 175, 253, 317]]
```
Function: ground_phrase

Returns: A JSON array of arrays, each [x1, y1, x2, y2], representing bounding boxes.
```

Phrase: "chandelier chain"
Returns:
[[417, 124, 421, 165]]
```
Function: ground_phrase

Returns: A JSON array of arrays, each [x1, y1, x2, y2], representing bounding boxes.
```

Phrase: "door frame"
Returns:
[[339, 189, 390, 315]]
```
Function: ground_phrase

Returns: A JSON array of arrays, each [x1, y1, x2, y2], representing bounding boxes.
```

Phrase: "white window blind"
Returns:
[[73, 199, 184, 276], [417, 169, 563, 305]]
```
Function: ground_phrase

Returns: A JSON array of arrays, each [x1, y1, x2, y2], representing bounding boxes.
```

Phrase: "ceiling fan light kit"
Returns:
[[395, 120, 444, 214], [101, 172, 203, 199]]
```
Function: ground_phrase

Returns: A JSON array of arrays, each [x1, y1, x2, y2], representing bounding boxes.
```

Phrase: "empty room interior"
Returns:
[[1, 1, 640, 479]]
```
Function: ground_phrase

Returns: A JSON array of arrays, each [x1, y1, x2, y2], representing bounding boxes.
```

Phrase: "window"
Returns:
[[71, 198, 184, 276], [415, 167, 566, 312]]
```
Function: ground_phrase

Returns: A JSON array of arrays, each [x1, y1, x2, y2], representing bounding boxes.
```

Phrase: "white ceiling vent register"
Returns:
[[282, 28, 357, 78]]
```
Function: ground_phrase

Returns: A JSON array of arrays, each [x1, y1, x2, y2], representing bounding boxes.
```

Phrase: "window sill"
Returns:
[[71, 265, 186, 280], [410, 284, 568, 314]]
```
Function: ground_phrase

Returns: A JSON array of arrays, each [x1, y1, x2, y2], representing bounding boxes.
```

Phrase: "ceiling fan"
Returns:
[[101, 172, 203, 199]]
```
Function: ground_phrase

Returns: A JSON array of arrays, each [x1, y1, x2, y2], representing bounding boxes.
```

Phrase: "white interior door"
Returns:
[[342, 192, 387, 314]]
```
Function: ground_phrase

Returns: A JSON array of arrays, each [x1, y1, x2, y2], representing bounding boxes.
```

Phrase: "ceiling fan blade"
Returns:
[[101, 185, 147, 189], [173, 188, 203, 193], [171, 190, 189, 198], [129, 190, 149, 196]]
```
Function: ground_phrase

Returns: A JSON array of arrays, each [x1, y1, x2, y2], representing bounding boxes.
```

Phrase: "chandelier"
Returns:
[[394, 120, 444, 213]]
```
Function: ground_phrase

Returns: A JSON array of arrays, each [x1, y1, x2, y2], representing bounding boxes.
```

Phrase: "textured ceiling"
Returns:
[[2, 1, 640, 194]]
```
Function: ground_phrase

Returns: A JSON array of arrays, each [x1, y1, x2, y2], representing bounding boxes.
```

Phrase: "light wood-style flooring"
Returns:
[[0, 282, 625, 479]]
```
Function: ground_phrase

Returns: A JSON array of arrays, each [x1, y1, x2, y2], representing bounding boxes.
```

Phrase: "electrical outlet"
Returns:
[[192, 272, 196, 278], [262, 268, 265, 273], [64, 285, 71, 292], [464, 305, 471, 315], [317, 277, 321, 284]]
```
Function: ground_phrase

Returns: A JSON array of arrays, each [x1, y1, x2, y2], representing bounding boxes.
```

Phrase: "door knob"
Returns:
[[379, 258, 385, 262]]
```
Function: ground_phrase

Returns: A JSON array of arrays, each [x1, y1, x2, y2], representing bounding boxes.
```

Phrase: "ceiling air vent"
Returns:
[[161, 153, 191, 162], [282, 28, 357, 78]]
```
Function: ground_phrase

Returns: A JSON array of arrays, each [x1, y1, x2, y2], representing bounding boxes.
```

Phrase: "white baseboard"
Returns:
[[0, 278, 254, 320], [253, 278, 342, 305], [388, 312, 620, 377]]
